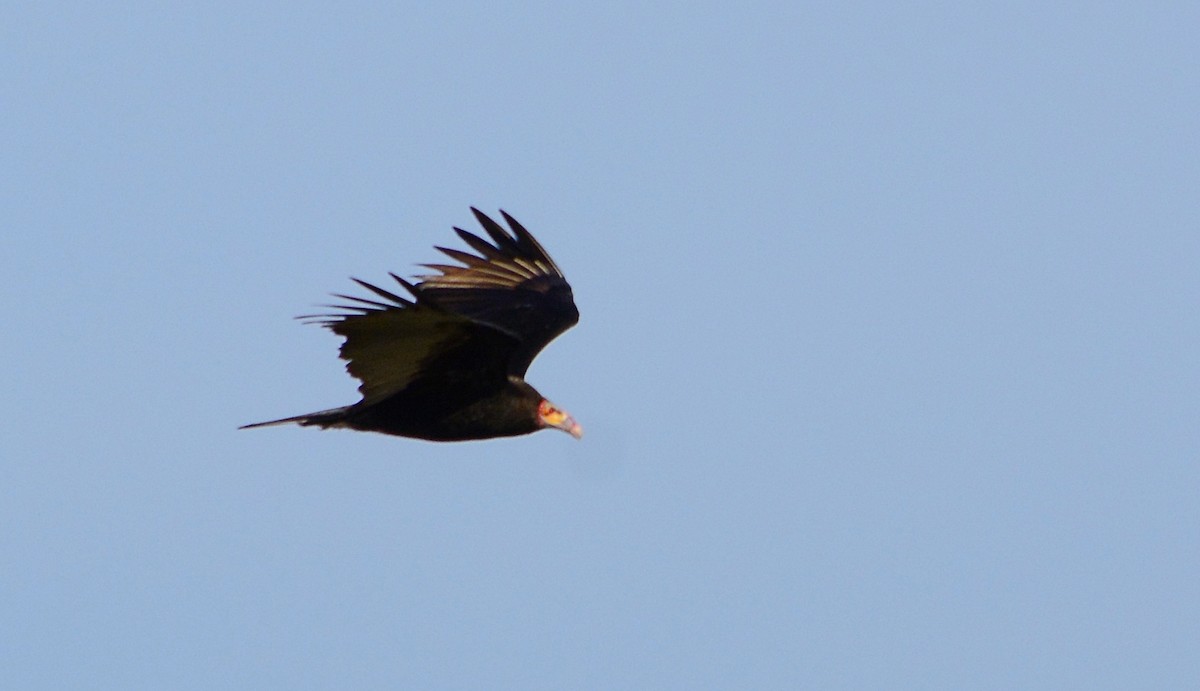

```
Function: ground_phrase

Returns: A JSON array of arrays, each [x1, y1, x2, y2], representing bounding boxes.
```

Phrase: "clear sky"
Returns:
[[4, 2, 1198, 689]]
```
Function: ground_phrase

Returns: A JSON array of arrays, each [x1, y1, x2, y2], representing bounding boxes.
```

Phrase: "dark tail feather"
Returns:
[[239, 406, 351, 430]]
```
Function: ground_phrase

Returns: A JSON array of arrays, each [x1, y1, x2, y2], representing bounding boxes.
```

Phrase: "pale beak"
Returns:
[[558, 416, 583, 440], [539, 400, 583, 440], [548, 414, 583, 439]]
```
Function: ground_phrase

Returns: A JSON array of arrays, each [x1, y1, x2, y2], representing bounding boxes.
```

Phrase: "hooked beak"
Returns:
[[542, 405, 583, 436], [539, 399, 583, 440], [555, 415, 584, 440], [566, 418, 583, 440]]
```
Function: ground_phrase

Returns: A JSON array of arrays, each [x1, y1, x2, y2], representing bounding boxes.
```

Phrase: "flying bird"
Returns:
[[242, 208, 581, 441]]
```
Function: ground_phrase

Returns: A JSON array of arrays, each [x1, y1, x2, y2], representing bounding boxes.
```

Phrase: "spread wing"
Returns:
[[302, 277, 519, 406], [413, 208, 578, 377]]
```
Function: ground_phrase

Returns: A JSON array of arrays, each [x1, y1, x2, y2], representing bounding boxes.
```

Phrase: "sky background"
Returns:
[[3, 2, 1198, 689]]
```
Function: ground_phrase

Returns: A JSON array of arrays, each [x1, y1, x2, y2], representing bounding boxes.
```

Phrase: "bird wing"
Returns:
[[413, 208, 578, 378], [302, 277, 518, 406]]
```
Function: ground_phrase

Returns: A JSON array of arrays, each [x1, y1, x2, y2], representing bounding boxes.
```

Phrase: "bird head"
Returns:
[[537, 399, 583, 439]]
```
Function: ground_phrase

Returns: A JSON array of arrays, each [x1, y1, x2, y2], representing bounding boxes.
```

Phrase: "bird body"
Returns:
[[242, 209, 581, 441]]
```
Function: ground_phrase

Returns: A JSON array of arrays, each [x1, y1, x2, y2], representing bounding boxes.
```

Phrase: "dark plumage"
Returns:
[[242, 208, 581, 441]]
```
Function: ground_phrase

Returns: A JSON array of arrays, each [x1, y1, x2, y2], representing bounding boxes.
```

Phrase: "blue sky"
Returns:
[[4, 2, 1198, 688]]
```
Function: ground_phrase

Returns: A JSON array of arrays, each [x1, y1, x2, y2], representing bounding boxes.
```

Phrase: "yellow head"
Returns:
[[537, 399, 583, 439]]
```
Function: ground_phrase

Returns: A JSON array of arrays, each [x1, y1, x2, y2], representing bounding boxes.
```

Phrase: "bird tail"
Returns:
[[239, 405, 352, 431]]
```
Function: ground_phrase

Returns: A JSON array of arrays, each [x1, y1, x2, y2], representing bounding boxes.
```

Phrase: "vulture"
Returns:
[[242, 208, 581, 441]]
